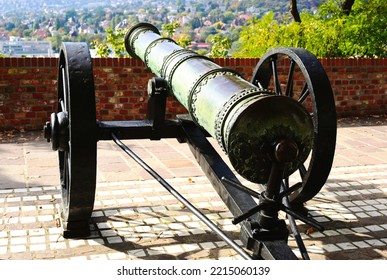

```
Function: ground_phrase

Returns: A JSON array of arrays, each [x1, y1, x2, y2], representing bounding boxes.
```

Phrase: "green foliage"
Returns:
[[91, 39, 111, 58], [176, 35, 192, 49], [162, 22, 180, 38], [234, 0, 386, 58], [106, 28, 129, 57], [209, 34, 232, 58], [92, 28, 129, 58]]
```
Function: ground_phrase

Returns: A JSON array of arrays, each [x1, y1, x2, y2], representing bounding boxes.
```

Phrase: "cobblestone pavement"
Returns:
[[0, 123, 386, 260]]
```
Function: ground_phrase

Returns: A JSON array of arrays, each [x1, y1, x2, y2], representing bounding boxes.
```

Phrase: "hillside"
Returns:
[[0, 0, 325, 55], [0, 1, 322, 16]]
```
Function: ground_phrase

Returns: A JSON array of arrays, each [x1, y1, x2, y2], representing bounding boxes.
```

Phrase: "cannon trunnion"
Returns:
[[44, 23, 336, 259]]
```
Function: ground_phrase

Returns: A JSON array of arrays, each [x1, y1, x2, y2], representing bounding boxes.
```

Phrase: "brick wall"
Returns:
[[0, 58, 58, 131], [319, 58, 386, 115], [0, 57, 385, 131]]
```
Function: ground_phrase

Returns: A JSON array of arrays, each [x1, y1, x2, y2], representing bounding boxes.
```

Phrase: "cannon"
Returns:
[[43, 23, 336, 260]]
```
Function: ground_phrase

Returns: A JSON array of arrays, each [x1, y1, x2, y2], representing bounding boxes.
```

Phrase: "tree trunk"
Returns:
[[342, 0, 356, 15], [290, 0, 302, 23]]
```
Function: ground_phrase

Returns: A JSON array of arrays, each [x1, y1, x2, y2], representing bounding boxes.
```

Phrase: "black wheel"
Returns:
[[57, 42, 97, 237], [251, 48, 336, 204]]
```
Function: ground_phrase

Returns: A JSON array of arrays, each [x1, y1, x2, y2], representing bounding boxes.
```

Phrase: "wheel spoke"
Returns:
[[64, 154, 68, 190], [285, 59, 295, 97], [271, 56, 282, 95], [299, 164, 307, 179], [59, 99, 65, 112], [284, 177, 289, 189], [298, 82, 309, 103], [61, 66, 69, 110]]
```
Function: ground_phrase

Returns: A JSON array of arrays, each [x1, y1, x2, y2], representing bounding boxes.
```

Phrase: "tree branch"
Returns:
[[342, 0, 355, 16]]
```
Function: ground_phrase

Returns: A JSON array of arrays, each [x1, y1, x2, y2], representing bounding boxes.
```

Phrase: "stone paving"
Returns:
[[0, 123, 386, 260]]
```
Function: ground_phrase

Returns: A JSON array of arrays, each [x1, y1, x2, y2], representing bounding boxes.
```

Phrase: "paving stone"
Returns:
[[107, 237, 123, 244], [322, 244, 341, 252], [100, 230, 118, 237], [89, 254, 108, 260], [352, 241, 371, 248], [30, 236, 46, 244], [108, 252, 127, 259], [30, 244, 47, 252], [324, 230, 340, 236], [87, 239, 105, 246], [147, 247, 165, 256], [337, 242, 357, 250], [165, 244, 184, 254], [69, 240, 86, 248], [365, 239, 385, 247], [127, 249, 146, 258]]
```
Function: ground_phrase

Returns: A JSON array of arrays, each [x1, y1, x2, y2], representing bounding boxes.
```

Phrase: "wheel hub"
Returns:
[[44, 112, 69, 151]]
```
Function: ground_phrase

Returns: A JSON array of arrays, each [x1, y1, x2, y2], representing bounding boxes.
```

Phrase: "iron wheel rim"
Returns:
[[58, 42, 97, 222], [251, 47, 337, 204]]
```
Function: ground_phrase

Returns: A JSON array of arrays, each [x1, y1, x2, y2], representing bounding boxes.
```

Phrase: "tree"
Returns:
[[91, 39, 111, 57], [198, 26, 217, 42], [65, 10, 77, 21], [50, 33, 63, 53], [209, 34, 231, 58], [5, 22, 15, 31], [189, 17, 202, 29], [162, 22, 180, 38], [22, 29, 32, 38], [177, 34, 192, 49], [92, 28, 129, 58]]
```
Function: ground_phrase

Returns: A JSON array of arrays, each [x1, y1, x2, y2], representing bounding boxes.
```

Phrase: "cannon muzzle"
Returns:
[[125, 23, 314, 184]]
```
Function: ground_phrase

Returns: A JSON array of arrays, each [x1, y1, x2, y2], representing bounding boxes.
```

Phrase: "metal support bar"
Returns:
[[281, 186, 310, 260], [279, 204, 324, 232], [221, 177, 262, 199], [111, 133, 252, 260], [97, 120, 185, 141]]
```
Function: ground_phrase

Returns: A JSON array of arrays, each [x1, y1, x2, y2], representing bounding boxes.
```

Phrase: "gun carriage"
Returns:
[[44, 23, 336, 260]]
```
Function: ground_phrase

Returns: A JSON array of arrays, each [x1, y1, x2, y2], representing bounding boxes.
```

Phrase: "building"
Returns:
[[0, 40, 54, 57]]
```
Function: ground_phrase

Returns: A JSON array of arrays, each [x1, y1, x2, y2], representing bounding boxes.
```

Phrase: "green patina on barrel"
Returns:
[[125, 23, 314, 184]]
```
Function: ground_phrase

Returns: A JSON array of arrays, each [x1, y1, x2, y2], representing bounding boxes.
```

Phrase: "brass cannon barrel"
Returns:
[[125, 23, 314, 184]]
